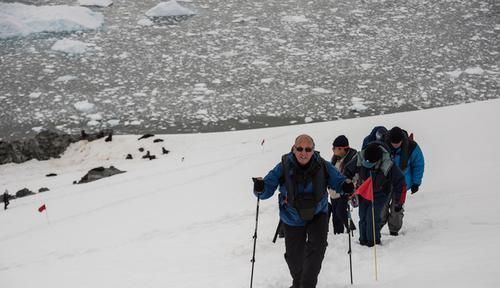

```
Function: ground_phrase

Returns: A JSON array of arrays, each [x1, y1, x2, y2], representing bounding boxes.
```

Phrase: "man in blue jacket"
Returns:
[[253, 134, 354, 288], [382, 126, 425, 236]]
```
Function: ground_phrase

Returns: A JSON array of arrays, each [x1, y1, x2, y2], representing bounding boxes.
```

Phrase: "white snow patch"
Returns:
[[145, 1, 195, 17], [78, 0, 113, 7], [0, 3, 103, 39]]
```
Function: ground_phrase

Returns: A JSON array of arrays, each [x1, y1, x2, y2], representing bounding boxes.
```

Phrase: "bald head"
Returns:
[[293, 134, 315, 166], [294, 134, 315, 148]]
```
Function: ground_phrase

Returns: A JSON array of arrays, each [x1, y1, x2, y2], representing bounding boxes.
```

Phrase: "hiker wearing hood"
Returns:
[[253, 134, 354, 288], [381, 126, 425, 236], [344, 142, 406, 246]]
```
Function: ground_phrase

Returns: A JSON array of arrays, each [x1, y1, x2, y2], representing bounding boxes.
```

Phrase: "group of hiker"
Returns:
[[252, 126, 425, 288]]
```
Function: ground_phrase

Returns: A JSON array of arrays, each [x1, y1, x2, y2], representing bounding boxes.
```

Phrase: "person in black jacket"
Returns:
[[329, 135, 357, 234], [3, 190, 10, 210], [344, 142, 406, 246]]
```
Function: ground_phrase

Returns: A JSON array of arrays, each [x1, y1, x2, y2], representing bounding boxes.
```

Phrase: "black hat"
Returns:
[[389, 127, 404, 143], [364, 143, 382, 163], [333, 135, 349, 147]]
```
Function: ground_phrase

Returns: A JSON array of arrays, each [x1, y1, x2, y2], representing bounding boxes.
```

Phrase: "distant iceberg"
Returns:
[[0, 3, 104, 39], [78, 0, 113, 7], [145, 1, 195, 17]]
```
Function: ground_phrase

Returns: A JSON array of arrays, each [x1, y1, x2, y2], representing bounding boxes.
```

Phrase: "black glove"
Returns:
[[342, 181, 355, 195], [394, 204, 403, 213], [411, 185, 419, 194], [252, 177, 264, 193]]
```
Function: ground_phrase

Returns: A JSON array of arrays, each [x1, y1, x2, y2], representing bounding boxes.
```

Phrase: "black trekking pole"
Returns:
[[250, 197, 260, 288], [346, 203, 354, 285], [272, 220, 283, 243]]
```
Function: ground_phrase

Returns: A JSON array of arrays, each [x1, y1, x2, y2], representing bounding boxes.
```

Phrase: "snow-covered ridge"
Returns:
[[0, 3, 104, 39], [1, 100, 499, 287]]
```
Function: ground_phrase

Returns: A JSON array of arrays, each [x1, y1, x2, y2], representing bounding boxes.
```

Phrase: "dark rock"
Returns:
[[126, 154, 133, 160], [138, 147, 144, 152], [46, 173, 57, 177], [39, 187, 50, 193], [153, 139, 164, 143], [162, 147, 170, 155], [148, 155, 156, 160], [73, 181, 77, 184], [138, 134, 154, 140], [78, 166, 126, 184], [16, 188, 35, 198], [142, 151, 151, 159], [0, 129, 114, 165]]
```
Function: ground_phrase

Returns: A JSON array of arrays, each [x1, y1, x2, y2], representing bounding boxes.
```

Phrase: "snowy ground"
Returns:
[[1, 99, 499, 288], [0, 0, 499, 139]]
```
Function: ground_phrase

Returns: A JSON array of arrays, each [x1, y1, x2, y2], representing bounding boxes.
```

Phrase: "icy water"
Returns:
[[0, 0, 499, 140]]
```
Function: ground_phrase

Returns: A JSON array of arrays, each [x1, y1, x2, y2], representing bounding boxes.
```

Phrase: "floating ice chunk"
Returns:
[[51, 39, 92, 54], [145, 1, 195, 17], [87, 120, 100, 126], [282, 15, 309, 23], [87, 113, 103, 121], [138, 18, 154, 26], [360, 63, 375, 70], [78, 0, 113, 7], [29, 92, 42, 99], [108, 119, 120, 126], [55, 75, 78, 82], [32, 126, 44, 133], [260, 78, 274, 84], [74, 100, 95, 113], [464, 67, 484, 75], [445, 69, 462, 79], [350, 97, 368, 112], [0, 3, 104, 39], [304, 117, 313, 123], [312, 87, 331, 94], [239, 119, 249, 124]]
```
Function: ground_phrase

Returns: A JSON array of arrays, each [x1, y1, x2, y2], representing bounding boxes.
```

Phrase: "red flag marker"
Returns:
[[353, 177, 374, 201], [38, 204, 46, 213]]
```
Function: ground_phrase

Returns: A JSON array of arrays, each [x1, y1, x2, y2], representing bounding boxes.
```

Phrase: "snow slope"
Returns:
[[1, 99, 499, 287]]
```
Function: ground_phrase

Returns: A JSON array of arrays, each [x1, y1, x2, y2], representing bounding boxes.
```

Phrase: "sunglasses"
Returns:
[[295, 146, 313, 152]]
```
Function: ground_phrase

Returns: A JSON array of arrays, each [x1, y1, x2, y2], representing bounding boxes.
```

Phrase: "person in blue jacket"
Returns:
[[381, 126, 425, 236], [253, 134, 354, 288]]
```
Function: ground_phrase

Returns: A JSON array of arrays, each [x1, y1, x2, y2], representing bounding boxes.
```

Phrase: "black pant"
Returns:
[[330, 197, 349, 234], [284, 212, 329, 288]]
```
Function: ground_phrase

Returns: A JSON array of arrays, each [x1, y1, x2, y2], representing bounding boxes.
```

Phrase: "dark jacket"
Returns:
[[331, 148, 357, 174], [344, 144, 406, 204], [255, 151, 347, 226]]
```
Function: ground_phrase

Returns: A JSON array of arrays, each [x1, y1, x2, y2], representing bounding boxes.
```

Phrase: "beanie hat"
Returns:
[[389, 126, 404, 143], [333, 135, 349, 147], [364, 143, 382, 163]]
